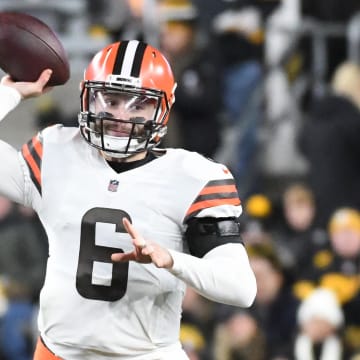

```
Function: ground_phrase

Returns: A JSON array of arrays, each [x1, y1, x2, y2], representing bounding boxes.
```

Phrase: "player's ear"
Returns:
[[79, 80, 85, 91]]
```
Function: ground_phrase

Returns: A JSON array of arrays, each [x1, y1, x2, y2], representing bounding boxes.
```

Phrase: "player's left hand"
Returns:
[[111, 218, 174, 269]]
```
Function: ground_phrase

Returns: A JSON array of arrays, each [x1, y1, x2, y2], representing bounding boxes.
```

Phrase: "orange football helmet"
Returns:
[[79, 40, 176, 158]]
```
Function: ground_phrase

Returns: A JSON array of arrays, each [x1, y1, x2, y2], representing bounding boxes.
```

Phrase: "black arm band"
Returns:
[[185, 217, 244, 258]]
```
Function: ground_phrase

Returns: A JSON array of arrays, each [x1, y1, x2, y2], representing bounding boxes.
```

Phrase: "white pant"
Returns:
[[42, 334, 189, 360]]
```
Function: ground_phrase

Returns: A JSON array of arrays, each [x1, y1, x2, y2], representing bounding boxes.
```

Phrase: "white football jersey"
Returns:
[[14, 125, 242, 359]]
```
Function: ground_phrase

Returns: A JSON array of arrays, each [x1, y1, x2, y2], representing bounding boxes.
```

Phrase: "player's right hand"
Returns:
[[0, 69, 53, 99], [111, 218, 174, 269]]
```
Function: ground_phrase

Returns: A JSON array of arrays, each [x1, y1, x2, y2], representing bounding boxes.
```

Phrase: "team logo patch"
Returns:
[[108, 180, 119, 192]]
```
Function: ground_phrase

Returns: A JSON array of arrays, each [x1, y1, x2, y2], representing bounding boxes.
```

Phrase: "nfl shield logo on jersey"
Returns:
[[108, 179, 119, 192]]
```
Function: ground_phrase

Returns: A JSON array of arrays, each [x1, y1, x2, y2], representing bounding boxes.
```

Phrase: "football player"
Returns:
[[0, 40, 256, 360]]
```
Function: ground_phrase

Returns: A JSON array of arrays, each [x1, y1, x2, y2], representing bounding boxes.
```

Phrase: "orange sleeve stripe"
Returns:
[[187, 197, 241, 215], [200, 184, 237, 195], [32, 136, 43, 158], [22, 143, 42, 187]]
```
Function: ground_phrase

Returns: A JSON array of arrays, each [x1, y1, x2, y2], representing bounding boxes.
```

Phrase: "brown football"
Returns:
[[0, 12, 70, 86]]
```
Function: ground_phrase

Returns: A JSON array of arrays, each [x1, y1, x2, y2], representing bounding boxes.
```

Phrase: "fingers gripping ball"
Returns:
[[0, 12, 70, 86]]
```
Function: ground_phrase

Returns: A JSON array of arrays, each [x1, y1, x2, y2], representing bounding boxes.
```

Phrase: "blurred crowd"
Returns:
[[0, 0, 360, 359]]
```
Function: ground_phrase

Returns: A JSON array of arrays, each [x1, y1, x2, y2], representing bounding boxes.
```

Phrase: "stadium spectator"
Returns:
[[294, 288, 344, 360], [213, 308, 266, 360], [298, 62, 360, 228], [246, 242, 299, 358], [0, 197, 47, 360], [293, 207, 360, 356], [212, 4, 264, 197], [158, 0, 223, 157], [271, 182, 328, 278]]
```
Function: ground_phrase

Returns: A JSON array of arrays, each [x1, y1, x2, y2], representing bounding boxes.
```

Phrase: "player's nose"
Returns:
[[113, 105, 133, 120]]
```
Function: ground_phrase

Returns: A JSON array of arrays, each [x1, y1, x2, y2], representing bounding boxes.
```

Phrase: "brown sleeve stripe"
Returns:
[[31, 135, 43, 159], [185, 179, 241, 221], [199, 184, 238, 195], [187, 197, 241, 217], [21, 136, 43, 195]]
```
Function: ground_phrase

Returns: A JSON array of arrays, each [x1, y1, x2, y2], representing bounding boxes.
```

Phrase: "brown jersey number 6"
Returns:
[[76, 207, 130, 301]]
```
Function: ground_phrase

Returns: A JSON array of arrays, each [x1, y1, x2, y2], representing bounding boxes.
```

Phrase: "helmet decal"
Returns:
[[113, 40, 147, 78]]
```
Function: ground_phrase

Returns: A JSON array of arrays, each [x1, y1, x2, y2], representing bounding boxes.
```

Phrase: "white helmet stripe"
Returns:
[[112, 40, 148, 78], [121, 40, 140, 76]]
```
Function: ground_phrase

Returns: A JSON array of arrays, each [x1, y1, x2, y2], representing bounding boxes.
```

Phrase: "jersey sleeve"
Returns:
[[20, 133, 43, 197], [0, 85, 28, 204], [168, 243, 257, 307], [0, 85, 21, 120], [0, 134, 42, 207], [0, 140, 27, 204], [183, 157, 242, 223]]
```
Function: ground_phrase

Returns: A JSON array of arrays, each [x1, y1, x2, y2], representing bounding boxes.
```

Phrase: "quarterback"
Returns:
[[0, 40, 256, 359]]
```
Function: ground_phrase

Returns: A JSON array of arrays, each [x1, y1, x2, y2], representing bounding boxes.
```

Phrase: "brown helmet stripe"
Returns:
[[130, 41, 147, 77], [113, 40, 129, 75], [112, 40, 148, 77]]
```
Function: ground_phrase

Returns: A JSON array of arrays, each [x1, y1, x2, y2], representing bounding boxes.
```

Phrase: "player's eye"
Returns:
[[128, 103, 145, 111], [103, 96, 120, 107], [127, 97, 156, 111], [106, 99, 118, 107]]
